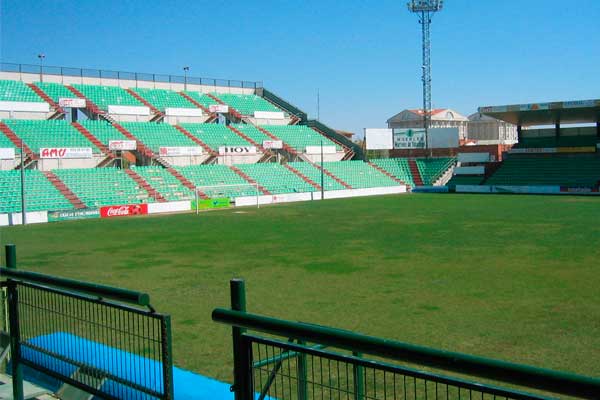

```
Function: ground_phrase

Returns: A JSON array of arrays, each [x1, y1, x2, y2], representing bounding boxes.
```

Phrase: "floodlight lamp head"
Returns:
[[183, 66, 190, 71], [38, 53, 45, 60], [407, 0, 443, 12]]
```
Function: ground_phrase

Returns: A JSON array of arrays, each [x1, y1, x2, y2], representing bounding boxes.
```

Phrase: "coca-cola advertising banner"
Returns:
[[40, 148, 93, 159], [100, 204, 148, 218]]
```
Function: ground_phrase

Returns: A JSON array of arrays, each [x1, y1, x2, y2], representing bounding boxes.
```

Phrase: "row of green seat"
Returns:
[[3, 120, 100, 153], [237, 163, 315, 194], [370, 158, 415, 186], [415, 158, 455, 185], [486, 154, 600, 187], [33, 82, 76, 103], [133, 166, 193, 201], [176, 164, 256, 198], [287, 161, 345, 191], [321, 161, 398, 189], [262, 125, 340, 152], [53, 167, 155, 208], [73, 84, 143, 109], [0, 170, 73, 213], [120, 122, 197, 152], [230, 124, 273, 145], [78, 120, 130, 143], [180, 124, 252, 150], [0, 80, 45, 103], [446, 175, 483, 187], [0, 130, 18, 152], [212, 93, 282, 115], [131, 88, 196, 110]]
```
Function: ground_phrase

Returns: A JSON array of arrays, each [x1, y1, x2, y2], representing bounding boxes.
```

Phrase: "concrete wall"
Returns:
[[217, 154, 263, 165], [162, 154, 209, 166], [468, 119, 518, 142], [388, 120, 469, 140], [303, 152, 345, 163], [0, 159, 18, 170], [247, 116, 292, 126], [37, 155, 105, 170], [164, 114, 211, 125]]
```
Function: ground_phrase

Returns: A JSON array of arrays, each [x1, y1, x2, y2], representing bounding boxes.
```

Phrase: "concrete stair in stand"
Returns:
[[123, 169, 167, 202], [43, 171, 87, 209], [408, 159, 424, 186], [229, 166, 271, 195]]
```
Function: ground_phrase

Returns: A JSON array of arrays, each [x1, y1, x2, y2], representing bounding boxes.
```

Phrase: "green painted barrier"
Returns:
[[47, 208, 100, 222], [191, 198, 231, 211]]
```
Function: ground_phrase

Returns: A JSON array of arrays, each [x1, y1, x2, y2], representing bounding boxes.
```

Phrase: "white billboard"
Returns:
[[429, 127, 459, 149], [0, 148, 15, 160], [109, 140, 137, 151], [254, 111, 285, 120], [365, 128, 393, 150], [159, 146, 203, 157], [305, 146, 337, 154], [393, 129, 425, 149], [40, 148, 93, 159], [58, 98, 86, 108], [263, 140, 283, 149], [218, 146, 257, 155], [209, 104, 229, 113], [107, 105, 150, 116], [164, 107, 204, 117]]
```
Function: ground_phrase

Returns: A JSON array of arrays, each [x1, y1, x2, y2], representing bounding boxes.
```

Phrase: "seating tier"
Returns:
[[131, 88, 196, 110], [0, 170, 72, 213], [133, 166, 192, 201], [3, 120, 99, 153], [287, 162, 345, 191], [237, 163, 315, 194], [73, 84, 143, 109], [179, 123, 251, 150], [262, 125, 341, 152], [322, 161, 399, 189], [213, 93, 281, 115], [176, 164, 256, 198], [78, 120, 130, 145], [34, 82, 74, 102], [370, 158, 415, 186], [120, 122, 198, 152], [0, 80, 45, 103], [181, 92, 219, 108], [415, 158, 455, 185]]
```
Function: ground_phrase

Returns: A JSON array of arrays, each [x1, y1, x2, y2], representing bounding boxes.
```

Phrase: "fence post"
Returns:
[[160, 315, 175, 400], [231, 279, 253, 400], [353, 351, 364, 400], [6, 244, 24, 400], [297, 340, 308, 400]]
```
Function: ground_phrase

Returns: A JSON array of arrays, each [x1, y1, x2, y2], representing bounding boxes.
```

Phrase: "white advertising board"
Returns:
[[109, 140, 137, 151], [164, 107, 204, 117], [393, 129, 425, 149], [365, 128, 393, 150], [254, 111, 285, 120], [159, 146, 203, 157], [457, 152, 490, 163], [58, 98, 86, 108], [218, 146, 257, 155], [0, 101, 50, 113], [509, 148, 557, 154], [262, 140, 283, 149], [107, 105, 150, 116], [454, 166, 485, 175], [429, 128, 459, 148], [305, 145, 337, 155], [209, 104, 229, 113], [40, 148, 93, 159], [0, 148, 15, 160]]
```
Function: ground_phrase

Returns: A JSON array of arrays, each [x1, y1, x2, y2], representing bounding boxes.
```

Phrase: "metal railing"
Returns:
[[1, 244, 174, 400], [213, 279, 600, 400], [1, 62, 262, 89]]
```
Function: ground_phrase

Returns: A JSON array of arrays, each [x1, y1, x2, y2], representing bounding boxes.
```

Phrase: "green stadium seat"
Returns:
[[262, 125, 340, 152], [321, 161, 399, 189], [33, 82, 75, 103], [415, 158, 455, 185], [0, 170, 72, 213], [3, 120, 101, 154], [120, 122, 198, 153], [212, 93, 282, 115], [179, 123, 252, 151], [0, 80, 45, 103], [446, 175, 483, 187], [131, 88, 197, 111], [370, 158, 415, 186], [72, 84, 143, 109], [287, 162, 345, 191], [53, 168, 155, 208], [181, 92, 220, 109], [176, 164, 257, 198], [78, 120, 130, 146], [230, 124, 273, 145], [515, 136, 596, 149], [236, 163, 315, 194], [133, 166, 193, 202]]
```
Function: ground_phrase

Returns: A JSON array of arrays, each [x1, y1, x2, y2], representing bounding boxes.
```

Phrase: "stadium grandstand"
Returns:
[[0, 62, 466, 222]]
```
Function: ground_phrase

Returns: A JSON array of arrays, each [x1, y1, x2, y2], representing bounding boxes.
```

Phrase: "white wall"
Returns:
[[303, 152, 345, 163], [37, 155, 105, 170], [0, 214, 8, 226], [10, 211, 48, 225], [148, 201, 190, 214], [217, 154, 263, 165], [162, 154, 210, 166]]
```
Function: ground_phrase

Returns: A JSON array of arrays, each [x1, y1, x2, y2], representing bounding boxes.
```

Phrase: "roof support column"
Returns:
[[596, 121, 600, 139], [555, 118, 560, 138], [517, 125, 522, 142]]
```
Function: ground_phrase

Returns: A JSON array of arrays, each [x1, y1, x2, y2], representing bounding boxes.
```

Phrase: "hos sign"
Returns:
[[218, 146, 257, 155]]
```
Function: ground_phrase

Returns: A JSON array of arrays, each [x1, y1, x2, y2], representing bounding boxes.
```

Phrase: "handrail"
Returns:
[[1, 267, 150, 307], [212, 308, 600, 399]]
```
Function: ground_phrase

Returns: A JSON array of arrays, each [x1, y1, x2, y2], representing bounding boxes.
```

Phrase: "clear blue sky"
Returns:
[[1, 0, 599, 136]]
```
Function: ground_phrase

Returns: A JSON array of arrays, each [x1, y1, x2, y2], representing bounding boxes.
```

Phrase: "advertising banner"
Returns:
[[305, 146, 337, 154], [393, 129, 425, 149], [365, 128, 393, 150], [159, 146, 203, 157], [254, 111, 285, 119], [262, 140, 283, 149], [48, 208, 100, 222], [40, 148, 93, 159], [209, 104, 229, 113], [109, 140, 137, 151], [164, 107, 203, 117], [58, 98, 86, 108], [218, 146, 257, 155], [100, 204, 148, 218], [429, 127, 459, 148], [191, 198, 231, 210], [107, 105, 150, 116], [509, 147, 557, 154], [0, 148, 15, 160]]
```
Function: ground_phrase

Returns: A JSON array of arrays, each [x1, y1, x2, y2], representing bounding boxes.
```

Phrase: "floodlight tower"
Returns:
[[407, 0, 443, 155]]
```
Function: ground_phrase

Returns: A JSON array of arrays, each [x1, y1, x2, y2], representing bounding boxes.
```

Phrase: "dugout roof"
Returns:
[[478, 99, 600, 126]]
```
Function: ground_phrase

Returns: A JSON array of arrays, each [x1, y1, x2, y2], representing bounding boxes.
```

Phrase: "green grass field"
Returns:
[[1, 194, 599, 382]]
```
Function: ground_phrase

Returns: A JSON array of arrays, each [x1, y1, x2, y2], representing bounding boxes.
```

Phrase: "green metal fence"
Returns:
[[1, 244, 174, 400], [213, 279, 600, 400]]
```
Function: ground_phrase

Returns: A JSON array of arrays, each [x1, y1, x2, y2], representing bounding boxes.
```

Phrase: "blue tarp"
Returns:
[[16, 332, 233, 400]]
